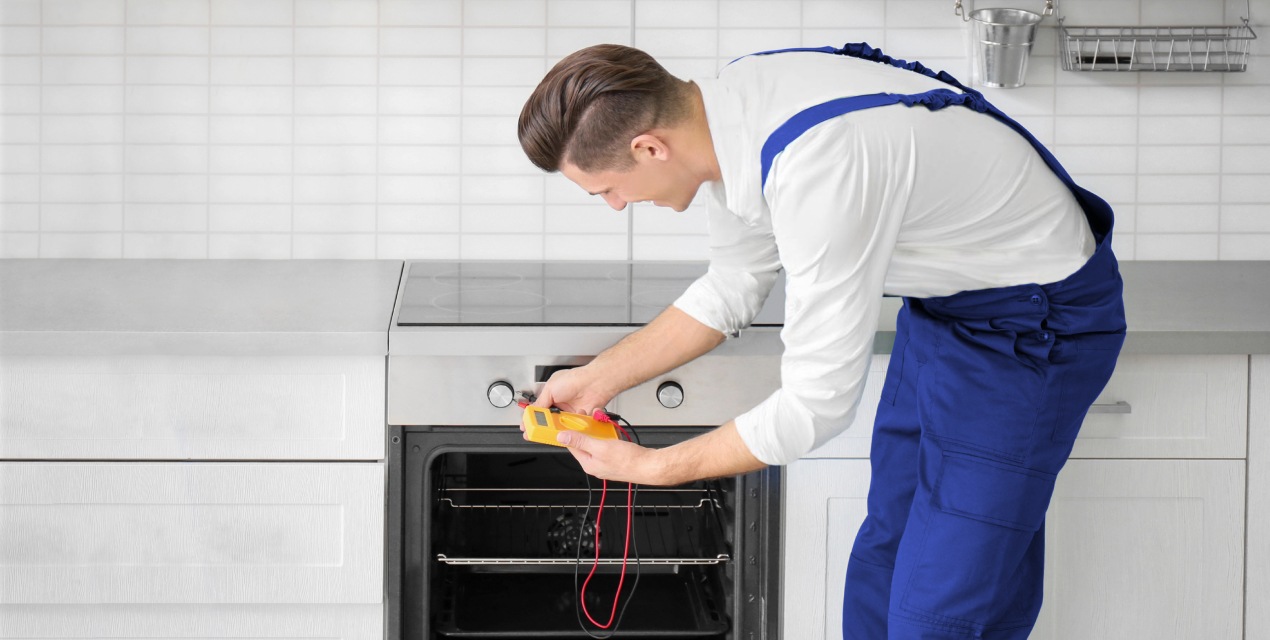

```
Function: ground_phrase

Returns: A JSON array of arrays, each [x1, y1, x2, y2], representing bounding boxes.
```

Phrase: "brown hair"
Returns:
[[518, 44, 692, 173]]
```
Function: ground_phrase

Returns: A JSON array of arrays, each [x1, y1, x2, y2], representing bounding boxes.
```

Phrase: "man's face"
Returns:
[[559, 147, 699, 213]]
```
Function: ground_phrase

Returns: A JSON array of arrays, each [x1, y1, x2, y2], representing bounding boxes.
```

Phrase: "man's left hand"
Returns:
[[555, 431, 673, 486]]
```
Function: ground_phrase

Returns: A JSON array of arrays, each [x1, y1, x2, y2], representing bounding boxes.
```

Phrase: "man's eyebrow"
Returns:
[[586, 189, 607, 196]]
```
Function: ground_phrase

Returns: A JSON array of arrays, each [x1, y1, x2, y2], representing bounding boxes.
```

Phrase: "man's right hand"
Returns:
[[526, 305, 726, 427], [531, 365, 616, 417]]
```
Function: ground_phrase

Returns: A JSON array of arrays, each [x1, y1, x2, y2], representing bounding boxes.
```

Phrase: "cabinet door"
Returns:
[[783, 459, 872, 640], [785, 459, 1244, 640], [0, 462, 383, 604], [1033, 459, 1245, 639]]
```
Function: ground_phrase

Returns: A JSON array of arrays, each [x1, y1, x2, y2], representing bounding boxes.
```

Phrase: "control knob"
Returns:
[[656, 381, 684, 409], [487, 381, 515, 408]]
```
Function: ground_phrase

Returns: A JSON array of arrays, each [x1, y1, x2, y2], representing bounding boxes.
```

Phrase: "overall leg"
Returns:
[[885, 298, 1069, 640], [843, 303, 922, 639], [883, 289, 1122, 640]]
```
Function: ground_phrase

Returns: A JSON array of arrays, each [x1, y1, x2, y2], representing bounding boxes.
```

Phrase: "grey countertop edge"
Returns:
[[383, 326, 1270, 357], [0, 331, 389, 357], [4, 260, 1270, 357], [0, 259, 404, 357], [11, 327, 1264, 358]]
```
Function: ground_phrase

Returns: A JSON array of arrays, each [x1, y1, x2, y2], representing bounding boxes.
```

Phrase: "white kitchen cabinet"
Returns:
[[783, 354, 1251, 640], [0, 462, 383, 604], [1067, 354, 1247, 459], [783, 458, 872, 640], [1247, 355, 1269, 640], [799, 354, 1247, 461], [0, 355, 386, 460], [0, 604, 382, 640], [0, 355, 386, 459], [1032, 460, 1245, 639], [784, 458, 1245, 640]]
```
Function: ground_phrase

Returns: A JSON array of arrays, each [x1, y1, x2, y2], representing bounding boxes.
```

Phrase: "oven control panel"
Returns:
[[388, 349, 781, 427]]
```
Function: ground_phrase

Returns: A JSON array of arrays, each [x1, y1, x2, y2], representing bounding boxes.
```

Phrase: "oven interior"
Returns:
[[389, 426, 779, 640], [427, 450, 735, 638]]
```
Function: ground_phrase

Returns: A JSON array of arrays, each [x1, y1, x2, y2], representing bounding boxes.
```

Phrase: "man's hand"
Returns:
[[558, 421, 768, 487], [555, 430, 670, 485], [532, 364, 617, 416]]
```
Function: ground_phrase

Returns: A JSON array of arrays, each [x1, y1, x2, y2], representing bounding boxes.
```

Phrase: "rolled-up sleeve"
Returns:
[[672, 191, 782, 338], [733, 120, 907, 465]]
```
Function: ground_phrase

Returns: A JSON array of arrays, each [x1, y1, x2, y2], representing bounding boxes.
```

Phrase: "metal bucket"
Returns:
[[971, 8, 1042, 88]]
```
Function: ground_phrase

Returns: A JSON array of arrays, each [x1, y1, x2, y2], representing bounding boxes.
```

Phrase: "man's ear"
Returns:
[[630, 133, 670, 163]]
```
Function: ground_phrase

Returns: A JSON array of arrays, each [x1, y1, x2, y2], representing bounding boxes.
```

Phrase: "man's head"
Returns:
[[518, 44, 716, 212]]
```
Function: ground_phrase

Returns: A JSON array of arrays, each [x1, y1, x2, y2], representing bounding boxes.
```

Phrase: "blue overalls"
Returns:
[[747, 44, 1127, 638]]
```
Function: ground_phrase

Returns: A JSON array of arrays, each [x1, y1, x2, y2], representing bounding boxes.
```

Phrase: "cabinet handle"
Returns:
[[1087, 401, 1132, 414]]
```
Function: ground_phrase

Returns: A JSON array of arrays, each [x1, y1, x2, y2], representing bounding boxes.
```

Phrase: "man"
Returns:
[[517, 43, 1125, 639]]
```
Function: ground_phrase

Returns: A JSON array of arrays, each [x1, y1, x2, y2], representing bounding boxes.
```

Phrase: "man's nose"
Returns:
[[601, 193, 626, 210]]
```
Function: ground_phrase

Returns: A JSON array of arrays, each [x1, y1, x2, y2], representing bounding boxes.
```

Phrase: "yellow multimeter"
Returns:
[[522, 405, 618, 447]]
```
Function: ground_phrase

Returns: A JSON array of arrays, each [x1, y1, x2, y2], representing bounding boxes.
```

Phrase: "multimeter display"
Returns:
[[522, 406, 618, 447]]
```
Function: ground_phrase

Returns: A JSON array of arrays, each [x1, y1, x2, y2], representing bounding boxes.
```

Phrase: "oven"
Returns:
[[385, 261, 785, 640]]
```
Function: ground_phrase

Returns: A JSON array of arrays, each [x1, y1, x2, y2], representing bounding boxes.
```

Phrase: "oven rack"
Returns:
[[433, 487, 730, 566], [436, 554, 730, 566]]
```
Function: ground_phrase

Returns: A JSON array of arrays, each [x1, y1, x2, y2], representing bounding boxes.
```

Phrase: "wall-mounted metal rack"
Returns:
[[1059, 0, 1257, 72]]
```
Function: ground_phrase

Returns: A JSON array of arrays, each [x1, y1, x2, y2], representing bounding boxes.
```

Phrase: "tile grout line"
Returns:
[[291, 0, 297, 260], [1134, 0, 1143, 260], [36, 4, 43, 258], [375, 0, 381, 259], [120, 3, 126, 259], [1219, 0, 1229, 260], [206, 3, 212, 259], [628, 0, 637, 261], [544, 0, 552, 262], [459, 0, 466, 260]]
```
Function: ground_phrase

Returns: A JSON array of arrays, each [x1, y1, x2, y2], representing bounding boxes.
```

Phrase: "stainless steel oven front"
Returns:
[[385, 261, 785, 640]]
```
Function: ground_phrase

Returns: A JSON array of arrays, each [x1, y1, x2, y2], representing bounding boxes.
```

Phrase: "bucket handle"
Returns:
[[955, 0, 1054, 22]]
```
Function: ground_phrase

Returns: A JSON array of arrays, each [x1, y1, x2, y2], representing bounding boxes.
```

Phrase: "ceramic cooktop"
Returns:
[[396, 261, 784, 327]]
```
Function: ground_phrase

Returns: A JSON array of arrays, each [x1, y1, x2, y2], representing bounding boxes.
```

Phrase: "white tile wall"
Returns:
[[1, 0, 1268, 260]]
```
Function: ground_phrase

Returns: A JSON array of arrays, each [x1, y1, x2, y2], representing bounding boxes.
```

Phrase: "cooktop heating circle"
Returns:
[[429, 289, 549, 316], [429, 269, 526, 290]]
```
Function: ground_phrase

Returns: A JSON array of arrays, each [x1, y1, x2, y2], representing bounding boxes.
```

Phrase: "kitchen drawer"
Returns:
[[0, 355, 385, 460], [1068, 354, 1247, 459], [0, 604, 381, 639], [0, 462, 383, 604], [803, 354, 1248, 460]]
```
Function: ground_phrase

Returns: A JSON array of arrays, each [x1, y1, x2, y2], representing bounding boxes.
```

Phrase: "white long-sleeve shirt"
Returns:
[[673, 50, 1096, 466]]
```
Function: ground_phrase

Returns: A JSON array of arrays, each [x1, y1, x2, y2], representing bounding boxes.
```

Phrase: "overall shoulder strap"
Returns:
[[749, 43, 1111, 242]]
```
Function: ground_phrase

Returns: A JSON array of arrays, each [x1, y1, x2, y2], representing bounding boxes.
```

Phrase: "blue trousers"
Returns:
[[842, 242, 1126, 639]]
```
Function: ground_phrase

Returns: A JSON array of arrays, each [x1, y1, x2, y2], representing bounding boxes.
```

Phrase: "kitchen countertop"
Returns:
[[387, 260, 1270, 356], [0, 259, 404, 356], [1117, 261, 1270, 354], [1, 259, 1267, 356]]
